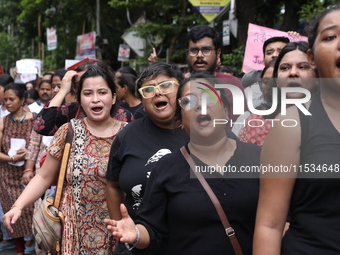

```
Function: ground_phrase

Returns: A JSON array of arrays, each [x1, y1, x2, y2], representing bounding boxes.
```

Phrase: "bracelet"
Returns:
[[125, 226, 141, 251], [11, 205, 22, 211], [10, 156, 16, 163], [23, 169, 34, 173]]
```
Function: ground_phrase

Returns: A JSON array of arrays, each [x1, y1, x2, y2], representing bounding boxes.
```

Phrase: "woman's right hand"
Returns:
[[14, 148, 27, 162], [2, 206, 22, 233], [60, 70, 78, 95], [104, 204, 138, 244]]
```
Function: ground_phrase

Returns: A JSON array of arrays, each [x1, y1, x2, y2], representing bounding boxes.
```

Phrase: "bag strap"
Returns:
[[53, 122, 74, 209], [180, 146, 244, 255]]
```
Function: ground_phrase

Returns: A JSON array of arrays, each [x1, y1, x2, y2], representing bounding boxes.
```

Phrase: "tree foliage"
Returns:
[[221, 45, 245, 76], [109, 0, 206, 66], [0, 0, 337, 74]]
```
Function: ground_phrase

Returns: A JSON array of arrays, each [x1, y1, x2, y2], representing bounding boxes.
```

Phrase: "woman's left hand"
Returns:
[[104, 204, 137, 243]]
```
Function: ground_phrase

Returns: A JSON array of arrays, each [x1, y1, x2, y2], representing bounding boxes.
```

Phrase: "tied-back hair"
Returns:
[[73, 60, 115, 96], [77, 66, 119, 117], [5, 83, 26, 100], [52, 69, 68, 81], [116, 73, 138, 95], [265, 41, 314, 119], [117, 66, 138, 77]]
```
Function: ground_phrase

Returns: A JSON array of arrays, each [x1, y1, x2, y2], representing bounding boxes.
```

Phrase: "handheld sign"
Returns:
[[242, 23, 308, 73]]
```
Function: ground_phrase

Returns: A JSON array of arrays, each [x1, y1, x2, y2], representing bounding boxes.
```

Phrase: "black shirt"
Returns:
[[120, 102, 143, 115], [134, 140, 260, 255], [106, 115, 189, 220], [282, 93, 340, 255]]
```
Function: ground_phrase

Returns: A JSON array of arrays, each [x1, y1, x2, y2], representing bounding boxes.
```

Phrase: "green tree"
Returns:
[[108, 0, 206, 66], [0, 0, 338, 74]]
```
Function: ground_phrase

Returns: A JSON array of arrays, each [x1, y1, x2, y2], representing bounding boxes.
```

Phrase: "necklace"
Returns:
[[321, 97, 340, 112], [11, 111, 27, 122]]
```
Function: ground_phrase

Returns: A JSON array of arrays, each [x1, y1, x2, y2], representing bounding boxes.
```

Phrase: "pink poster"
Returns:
[[75, 31, 96, 60], [242, 23, 307, 73]]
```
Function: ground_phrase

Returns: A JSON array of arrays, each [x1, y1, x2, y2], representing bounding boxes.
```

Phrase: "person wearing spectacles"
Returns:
[[148, 25, 248, 125], [185, 25, 248, 124], [105, 72, 260, 255], [106, 61, 189, 255]]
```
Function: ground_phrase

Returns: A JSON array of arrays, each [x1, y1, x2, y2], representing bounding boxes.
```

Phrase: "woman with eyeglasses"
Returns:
[[105, 61, 188, 254], [105, 72, 260, 255], [237, 41, 318, 147]]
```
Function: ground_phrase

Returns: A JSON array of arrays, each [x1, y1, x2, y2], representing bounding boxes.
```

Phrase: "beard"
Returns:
[[188, 57, 218, 75]]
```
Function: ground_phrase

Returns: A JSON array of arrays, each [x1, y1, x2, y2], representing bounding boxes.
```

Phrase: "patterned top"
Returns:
[[237, 114, 272, 147], [0, 115, 35, 238], [47, 119, 125, 255], [25, 129, 53, 171]]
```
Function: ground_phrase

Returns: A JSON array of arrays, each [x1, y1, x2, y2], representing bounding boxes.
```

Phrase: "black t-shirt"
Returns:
[[134, 140, 260, 255], [120, 102, 143, 115], [133, 106, 148, 119], [106, 115, 189, 220]]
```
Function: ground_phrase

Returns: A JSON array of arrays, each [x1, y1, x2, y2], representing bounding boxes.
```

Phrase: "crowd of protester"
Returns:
[[0, 5, 339, 255]]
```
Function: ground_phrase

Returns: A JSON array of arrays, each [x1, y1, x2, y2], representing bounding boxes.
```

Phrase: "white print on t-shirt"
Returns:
[[144, 149, 171, 166], [132, 184, 142, 210], [132, 149, 172, 210]]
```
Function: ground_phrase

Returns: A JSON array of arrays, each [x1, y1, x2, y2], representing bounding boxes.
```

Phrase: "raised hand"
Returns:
[[60, 70, 78, 95], [147, 48, 158, 65]]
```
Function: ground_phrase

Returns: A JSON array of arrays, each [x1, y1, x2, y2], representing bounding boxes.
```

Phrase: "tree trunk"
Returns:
[[168, 0, 188, 61], [280, 0, 300, 31], [235, 0, 257, 47]]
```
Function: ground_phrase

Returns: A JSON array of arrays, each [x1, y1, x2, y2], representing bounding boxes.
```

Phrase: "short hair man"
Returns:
[[148, 25, 248, 124], [185, 25, 248, 123], [262, 36, 290, 66], [185, 25, 222, 74], [28, 79, 53, 113]]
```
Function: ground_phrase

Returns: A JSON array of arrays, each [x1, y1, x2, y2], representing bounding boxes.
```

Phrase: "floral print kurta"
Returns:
[[47, 119, 124, 254]]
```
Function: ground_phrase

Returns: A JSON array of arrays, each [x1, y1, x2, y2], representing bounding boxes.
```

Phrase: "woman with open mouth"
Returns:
[[237, 41, 319, 147], [254, 6, 340, 255], [105, 72, 261, 255], [105, 61, 188, 255], [3, 66, 125, 254]]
